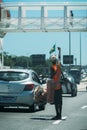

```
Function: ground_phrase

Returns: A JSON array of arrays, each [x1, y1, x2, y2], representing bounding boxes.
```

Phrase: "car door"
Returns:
[[31, 72, 41, 88]]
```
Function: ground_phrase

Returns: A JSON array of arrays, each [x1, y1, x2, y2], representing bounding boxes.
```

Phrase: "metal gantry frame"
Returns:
[[0, 2, 87, 68], [0, 2, 87, 35], [0, 2, 87, 67]]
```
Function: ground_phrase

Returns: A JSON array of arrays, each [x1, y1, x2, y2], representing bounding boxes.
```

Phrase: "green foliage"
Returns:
[[1, 51, 50, 75]]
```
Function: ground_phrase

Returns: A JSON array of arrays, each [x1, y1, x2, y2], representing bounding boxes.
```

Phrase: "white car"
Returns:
[[0, 69, 46, 112]]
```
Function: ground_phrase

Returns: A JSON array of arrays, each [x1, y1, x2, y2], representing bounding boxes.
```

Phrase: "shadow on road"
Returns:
[[0, 107, 43, 113], [30, 117, 52, 120], [30, 115, 53, 121]]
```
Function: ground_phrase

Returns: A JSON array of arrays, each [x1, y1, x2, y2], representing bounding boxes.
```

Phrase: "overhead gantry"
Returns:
[[0, 2, 87, 37]]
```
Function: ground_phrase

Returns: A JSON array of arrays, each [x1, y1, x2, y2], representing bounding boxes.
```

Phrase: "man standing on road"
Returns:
[[50, 55, 62, 120], [70, 10, 74, 26]]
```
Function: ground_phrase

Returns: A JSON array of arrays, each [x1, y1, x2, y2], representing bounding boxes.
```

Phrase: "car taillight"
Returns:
[[23, 84, 34, 91]]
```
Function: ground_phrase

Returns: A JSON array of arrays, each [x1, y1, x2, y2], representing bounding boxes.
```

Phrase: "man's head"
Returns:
[[51, 54, 57, 64]]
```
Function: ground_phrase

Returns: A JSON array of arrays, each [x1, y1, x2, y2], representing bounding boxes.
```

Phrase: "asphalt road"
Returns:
[[0, 82, 87, 130]]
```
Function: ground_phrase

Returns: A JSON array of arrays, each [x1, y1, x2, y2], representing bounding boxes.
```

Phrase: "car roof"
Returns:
[[0, 69, 34, 73], [69, 69, 80, 71]]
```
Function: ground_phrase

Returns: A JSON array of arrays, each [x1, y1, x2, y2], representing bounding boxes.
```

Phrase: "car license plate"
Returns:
[[0, 96, 16, 102]]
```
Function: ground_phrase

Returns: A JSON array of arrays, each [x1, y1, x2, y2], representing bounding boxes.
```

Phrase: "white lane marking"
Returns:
[[53, 116, 67, 125], [81, 105, 87, 109], [62, 116, 67, 120], [53, 120, 61, 124]]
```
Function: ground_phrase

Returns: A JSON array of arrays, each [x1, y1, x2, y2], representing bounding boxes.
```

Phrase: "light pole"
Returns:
[[26, 53, 29, 69], [0, 38, 4, 69], [69, 31, 71, 56], [69, 31, 71, 69], [80, 32, 82, 70]]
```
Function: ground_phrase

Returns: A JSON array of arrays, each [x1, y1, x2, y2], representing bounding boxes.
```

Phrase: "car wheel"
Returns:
[[74, 89, 77, 97], [0, 106, 4, 111], [39, 105, 45, 110], [74, 92, 77, 96], [29, 104, 36, 112], [71, 92, 74, 97], [71, 89, 75, 97], [71, 89, 77, 97]]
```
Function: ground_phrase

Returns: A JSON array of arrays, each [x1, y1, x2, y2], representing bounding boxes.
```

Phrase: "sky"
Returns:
[[3, 0, 87, 2], [1, 0, 87, 66]]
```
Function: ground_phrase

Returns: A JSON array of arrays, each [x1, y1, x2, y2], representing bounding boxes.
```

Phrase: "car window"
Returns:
[[32, 72, 40, 83], [69, 70, 80, 77], [0, 71, 29, 81]]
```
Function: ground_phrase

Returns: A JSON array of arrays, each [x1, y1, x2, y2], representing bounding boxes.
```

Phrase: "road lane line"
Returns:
[[53, 116, 67, 124], [53, 120, 61, 124], [81, 105, 87, 109], [62, 116, 67, 120]]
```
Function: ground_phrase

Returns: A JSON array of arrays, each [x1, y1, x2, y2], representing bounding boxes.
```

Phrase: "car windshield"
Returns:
[[0, 71, 29, 81]]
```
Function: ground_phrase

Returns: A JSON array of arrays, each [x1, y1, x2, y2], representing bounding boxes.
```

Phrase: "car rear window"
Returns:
[[69, 70, 80, 77], [0, 71, 29, 81]]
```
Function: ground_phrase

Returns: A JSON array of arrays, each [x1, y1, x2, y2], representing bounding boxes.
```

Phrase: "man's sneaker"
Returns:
[[51, 116, 61, 120]]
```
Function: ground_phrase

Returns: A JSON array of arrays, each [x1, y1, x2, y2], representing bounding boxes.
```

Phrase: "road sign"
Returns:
[[63, 55, 73, 64]]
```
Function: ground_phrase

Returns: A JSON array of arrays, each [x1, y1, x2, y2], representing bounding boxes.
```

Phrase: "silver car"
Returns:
[[61, 72, 77, 97], [0, 69, 46, 111]]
